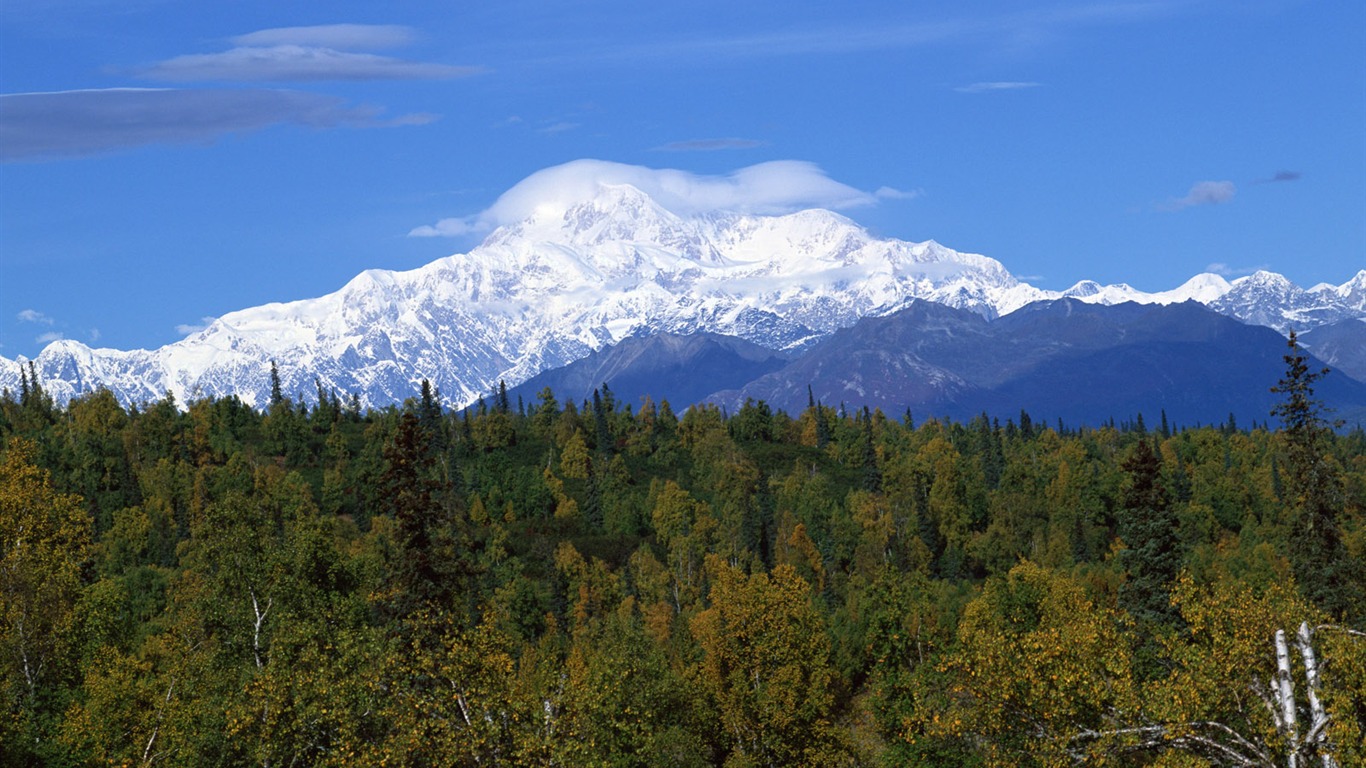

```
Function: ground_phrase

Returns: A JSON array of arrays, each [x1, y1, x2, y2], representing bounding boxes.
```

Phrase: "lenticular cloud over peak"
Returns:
[[408, 159, 882, 237]]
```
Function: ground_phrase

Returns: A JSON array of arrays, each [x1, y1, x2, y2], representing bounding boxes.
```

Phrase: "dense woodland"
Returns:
[[3, 342, 1365, 767]]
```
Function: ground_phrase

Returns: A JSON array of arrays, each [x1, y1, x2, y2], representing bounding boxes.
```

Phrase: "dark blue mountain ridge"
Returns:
[[484, 298, 1366, 428], [718, 298, 1366, 427], [1299, 319, 1366, 383], [502, 331, 791, 412]]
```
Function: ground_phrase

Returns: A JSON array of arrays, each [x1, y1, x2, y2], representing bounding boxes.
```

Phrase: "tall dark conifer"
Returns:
[[269, 360, 284, 409], [1117, 438, 1180, 626], [861, 406, 881, 492], [1270, 332, 1362, 619]]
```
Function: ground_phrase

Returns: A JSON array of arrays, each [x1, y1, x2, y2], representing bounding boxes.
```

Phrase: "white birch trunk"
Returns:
[[1275, 628, 1300, 768], [1296, 622, 1336, 768], [250, 588, 272, 670]]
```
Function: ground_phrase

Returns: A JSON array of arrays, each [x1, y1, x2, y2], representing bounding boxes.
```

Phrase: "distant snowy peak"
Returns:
[[1057, 273, 1231, 306], [1326, 270, 1366, 311], [1212, 270, 1360, 334]]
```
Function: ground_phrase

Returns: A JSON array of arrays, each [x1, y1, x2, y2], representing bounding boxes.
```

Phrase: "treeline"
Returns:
[[2, 356, 1364, 766]]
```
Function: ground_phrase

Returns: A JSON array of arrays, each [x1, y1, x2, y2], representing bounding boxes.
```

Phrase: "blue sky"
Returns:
[[2, 0, 1363, 360]]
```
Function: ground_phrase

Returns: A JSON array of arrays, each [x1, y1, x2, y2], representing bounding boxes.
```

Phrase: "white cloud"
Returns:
[[138, 45, 480, 82], [1160, 180, 1236, 211], [88, 328, 101, 342], [230, 24, 416, 51], [409, 159, 885, 237], [36, 331, 64, 344], [17, 309, 54, 324], [954, 81, 1041, 93]]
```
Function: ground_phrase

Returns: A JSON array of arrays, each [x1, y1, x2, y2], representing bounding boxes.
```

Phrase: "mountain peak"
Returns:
[[1063, 280, 1104, 297], [1235, 270, 1294, 289]]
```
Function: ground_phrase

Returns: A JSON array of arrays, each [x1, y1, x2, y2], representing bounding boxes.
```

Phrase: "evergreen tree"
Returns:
[[861, 406, 881, 492], [496, 379, 510, 414], [1270, 332, 1362, 619], [592, 388, 612, 456], [269, 360, 284, 409], [814, 401, 831, 449], [1116, 438, 1180, 626], [382, 413, 465, 616]]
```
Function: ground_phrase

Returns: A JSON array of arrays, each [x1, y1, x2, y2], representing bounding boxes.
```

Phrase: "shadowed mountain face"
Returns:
[[724, 299, 1366, 427], [1300, 319, 1366, 383], [503, 332, 790, 412], [520, 299, 1366, 428]]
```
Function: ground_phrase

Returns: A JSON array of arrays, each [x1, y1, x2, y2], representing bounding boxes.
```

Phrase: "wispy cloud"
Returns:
[[138, 46, 480, 83], [1254, 170, 1301, 184], [538, 121, 580, 134], [540, 2, 1178, 66], [0, 88, 399, 161], [1158, 180, 1236, 212], [875, 186, 923, 200], [1205, 262, 1268, 278], [231, 24, 416, 51], [36, 331, 64, 344], [954, 81, 1041, 93], [410, 159, 888, 237], [135, 23, 482, 82], [17, 309, 54, 324], [653, 137, 767, 152], [382, 112, 440, 127], [175, 317, 216, 335]]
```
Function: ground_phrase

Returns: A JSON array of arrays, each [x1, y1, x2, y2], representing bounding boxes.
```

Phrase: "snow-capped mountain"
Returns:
[[2, 181, 1363, 409], [1210, 270, 1364, 334]]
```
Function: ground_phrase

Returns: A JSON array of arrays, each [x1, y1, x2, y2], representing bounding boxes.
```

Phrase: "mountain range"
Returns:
[[509, 298, 1366, 429], [4, 181, 1364, 424]]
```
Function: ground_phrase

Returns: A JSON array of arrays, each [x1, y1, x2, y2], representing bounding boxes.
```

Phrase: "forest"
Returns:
[[2, 342, 1364, 767]]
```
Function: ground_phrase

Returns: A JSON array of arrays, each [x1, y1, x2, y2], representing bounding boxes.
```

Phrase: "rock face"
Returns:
[[1, 179, 1363, 411]]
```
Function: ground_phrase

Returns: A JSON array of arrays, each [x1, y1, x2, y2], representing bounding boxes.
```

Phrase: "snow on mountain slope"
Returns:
[[1, 181, 1361, 409], [1210, 271, 1361, 334], [0, 183, 1040, 408]]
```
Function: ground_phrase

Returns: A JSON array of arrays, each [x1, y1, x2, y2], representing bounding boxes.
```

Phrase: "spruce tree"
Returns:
[[1270, 332, 1362, 619], [269, 360, 284, 408], [1117, 438, 1180, 626], [861, 406, 881, 492]]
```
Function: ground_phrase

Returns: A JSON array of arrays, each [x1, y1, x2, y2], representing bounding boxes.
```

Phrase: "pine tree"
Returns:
[[814, 401, 831, 449], [1117, 438, 1179, 626], [1270, 332, 1362, 619], [496, 380, 510, 414], [269, 360, 284, 409], [861, 406, 881, 492], [592, 388, 612, 456]]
